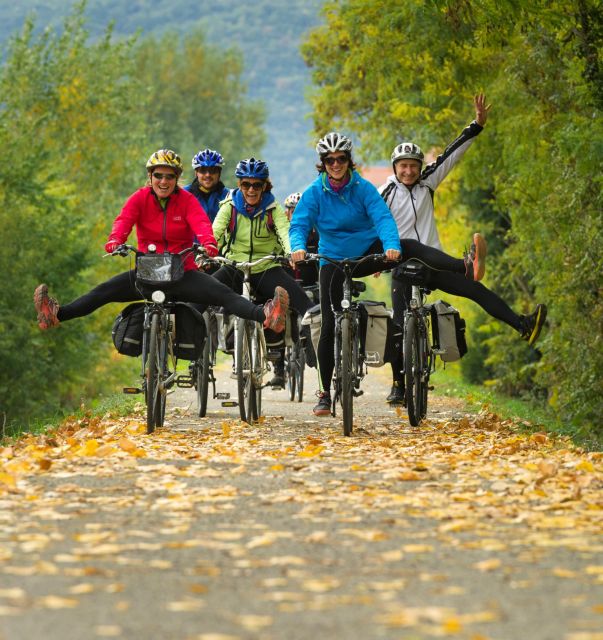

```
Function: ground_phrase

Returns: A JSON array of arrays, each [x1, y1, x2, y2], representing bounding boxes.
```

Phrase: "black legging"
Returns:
[[211, 265, 312, 317], [318, 238, 522, 391], [57, 269, 265, 323]]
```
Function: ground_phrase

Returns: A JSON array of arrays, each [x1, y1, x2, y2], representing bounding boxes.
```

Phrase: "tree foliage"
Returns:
[[303, 0, 603, 434], [0, 5, 265, 427]]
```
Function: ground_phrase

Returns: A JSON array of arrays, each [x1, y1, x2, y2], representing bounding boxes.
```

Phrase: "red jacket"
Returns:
[[106, 187, 218, 270]]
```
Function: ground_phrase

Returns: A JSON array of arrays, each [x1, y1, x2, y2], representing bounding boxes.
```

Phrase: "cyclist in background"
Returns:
[[284, 192, 319, 292], [211, 159, 314, 388], [34, 149, 288, 335], [290, 132, 543, 416], [184, 148, 230, 223]]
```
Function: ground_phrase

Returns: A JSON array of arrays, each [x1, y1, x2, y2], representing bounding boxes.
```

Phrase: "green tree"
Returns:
[[302, 0, 603, 435], [133, 29, 266, 184]]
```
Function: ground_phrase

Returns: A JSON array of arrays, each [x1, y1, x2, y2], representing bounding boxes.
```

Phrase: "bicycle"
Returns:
[[301, 253, 384, 436], [396, 259, 437, 426], [111, 242, 204, 433], [198, 253, 289, 423]]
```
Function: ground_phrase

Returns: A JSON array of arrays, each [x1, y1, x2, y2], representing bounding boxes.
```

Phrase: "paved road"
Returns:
[[1, 364, 602, 640]]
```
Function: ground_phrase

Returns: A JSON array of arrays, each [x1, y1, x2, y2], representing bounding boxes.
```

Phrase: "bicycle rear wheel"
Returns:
[[286, 345, 296, 401], [236, 318, 255, 423], [251, 324, 264, 421], [341, 315, 354, 436], [404, 314, 424, 427]]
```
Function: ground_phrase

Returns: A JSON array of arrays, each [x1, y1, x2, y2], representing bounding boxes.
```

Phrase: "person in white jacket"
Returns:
[[379, 95, 546, 404]]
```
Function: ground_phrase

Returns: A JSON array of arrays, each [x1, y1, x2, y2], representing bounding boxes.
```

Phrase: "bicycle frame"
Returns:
[[201, 253, 288, 422], [301, 253, 385, 436]]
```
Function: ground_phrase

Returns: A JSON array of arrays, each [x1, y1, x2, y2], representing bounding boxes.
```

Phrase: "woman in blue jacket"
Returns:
[[290, 132, 545, 416]]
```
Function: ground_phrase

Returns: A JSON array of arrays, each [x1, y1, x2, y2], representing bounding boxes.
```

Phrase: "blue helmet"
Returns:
[[235, 157, 269, 180], [192, 148, 224, 169]]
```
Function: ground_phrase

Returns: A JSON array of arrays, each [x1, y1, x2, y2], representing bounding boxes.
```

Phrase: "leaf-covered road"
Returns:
[[1, 367, 602, 640]]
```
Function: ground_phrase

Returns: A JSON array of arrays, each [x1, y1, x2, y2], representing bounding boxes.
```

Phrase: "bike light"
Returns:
[[152, 290, 166, 303], [148, 244, 157, 253], [341, 299, 350, 309]]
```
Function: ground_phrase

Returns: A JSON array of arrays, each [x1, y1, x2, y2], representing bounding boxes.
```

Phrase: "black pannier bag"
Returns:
[[357, 300, 401, 367], [430, 299, 468, 362], [112, 303, 145, 357], [173, 303, 207, 361]]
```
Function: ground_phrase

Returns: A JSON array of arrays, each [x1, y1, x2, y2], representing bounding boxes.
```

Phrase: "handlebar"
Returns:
[[198, 253, 290, 271], [105, 243, 205, 259], [300, 253, 391, 268]]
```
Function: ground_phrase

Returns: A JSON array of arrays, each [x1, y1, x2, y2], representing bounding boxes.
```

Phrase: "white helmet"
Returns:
[[391, 142, 424, 164], [316, 132, 353, 155], [284, 192, 301, 208]]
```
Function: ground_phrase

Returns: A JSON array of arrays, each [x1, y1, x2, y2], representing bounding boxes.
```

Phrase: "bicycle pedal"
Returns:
[[123, 387, 142, 395], [428, 385, 434, 391], [266, 350, 282, 362], [364, 352, 380, 364], [221, 400, 238, 407], [216, 392, 231, 400], [352, 389, 364, 397], [175, 375, 194, 388]]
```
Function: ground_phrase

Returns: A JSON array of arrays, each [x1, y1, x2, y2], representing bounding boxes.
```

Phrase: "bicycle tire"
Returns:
[[341, 315, 354, 436], [236, 318, 255, 423], [404, 314, 424, 427], [286, 345, 296, 402], [145, 313, 160, 434], [295, 343, 305, 403], [251, 323, 263, 421], [155, 320, 168, 428], [196, 325, 211, 418]]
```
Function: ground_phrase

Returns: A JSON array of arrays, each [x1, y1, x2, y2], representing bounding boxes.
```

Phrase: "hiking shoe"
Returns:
[[313, 391, 331, 416], [263, 286, 289, 333], [520, 303, 547, 346], [386, 381, 406, 405], [34, 284, 60, 330], [464, 233, 487, 281]]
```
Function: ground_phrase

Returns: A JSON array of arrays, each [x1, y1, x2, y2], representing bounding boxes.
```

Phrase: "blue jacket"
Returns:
[[184, 179, 231, 223], [290, 170, 401, 260]]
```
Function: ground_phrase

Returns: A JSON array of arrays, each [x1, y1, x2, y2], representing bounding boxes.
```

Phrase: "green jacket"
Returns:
[[212, 195, 291, 274]]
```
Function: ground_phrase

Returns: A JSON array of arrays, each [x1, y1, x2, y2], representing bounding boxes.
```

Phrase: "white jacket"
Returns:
[[379, 120, 483, 250]]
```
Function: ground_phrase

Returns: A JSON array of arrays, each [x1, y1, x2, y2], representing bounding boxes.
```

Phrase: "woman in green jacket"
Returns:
[[212, 158, 314, 387]]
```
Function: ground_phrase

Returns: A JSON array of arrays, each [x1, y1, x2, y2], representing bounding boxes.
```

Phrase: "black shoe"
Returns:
[[313, 391, 331, 416], [386, 382, 406, 405], [269, 366, 285, 388], [520, 304, 547, 346]]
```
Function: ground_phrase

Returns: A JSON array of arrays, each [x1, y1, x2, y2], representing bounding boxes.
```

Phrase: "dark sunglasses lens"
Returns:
[[153, 172, 177, 180], [325, 155, 348, 166], [241, 181, 264, 190], [198, 167, 219, 174]]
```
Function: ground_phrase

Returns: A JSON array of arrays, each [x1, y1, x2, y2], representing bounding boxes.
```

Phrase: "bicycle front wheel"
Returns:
[[404, 314, 424, 427], [145, 313, 161, 434], [341, 315, 354, 436], [295, 342, 305, 403], [196, 329, 211, 418], [236, 318, 255, 423], [286, 345, 296, 401]]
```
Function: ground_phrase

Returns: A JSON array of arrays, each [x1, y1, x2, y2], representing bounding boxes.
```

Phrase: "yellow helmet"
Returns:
[[146, 149, 183, 174]]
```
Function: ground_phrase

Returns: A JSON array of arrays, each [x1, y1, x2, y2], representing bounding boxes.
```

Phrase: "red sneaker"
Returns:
[[464, 233, 487, 281], [263, 286, 289, 333], [34, 284, 60, 330]]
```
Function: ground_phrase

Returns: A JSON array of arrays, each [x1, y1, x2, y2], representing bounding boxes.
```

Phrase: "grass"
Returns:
[[432, 363, 601, 450], [2, 392, 140, 442]]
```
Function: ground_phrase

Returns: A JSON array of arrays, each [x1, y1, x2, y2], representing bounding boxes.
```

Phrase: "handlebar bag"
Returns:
[[112, 303, 145, 357], [136, 253, 184, 286]]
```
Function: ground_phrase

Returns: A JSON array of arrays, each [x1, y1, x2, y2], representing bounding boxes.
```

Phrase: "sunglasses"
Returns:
[[152, 172, 178, 181], [196, 167, 220, 175], [240, 180, 265, 191], [323, 155, 349, 166]]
